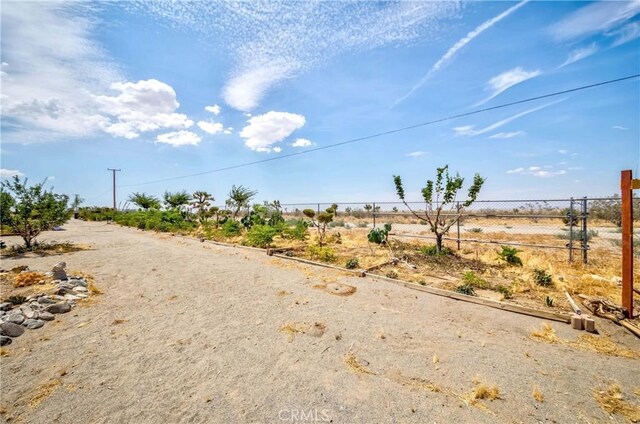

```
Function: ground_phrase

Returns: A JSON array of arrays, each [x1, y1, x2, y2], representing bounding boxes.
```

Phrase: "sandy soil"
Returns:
[[1, 220, 639, 424]]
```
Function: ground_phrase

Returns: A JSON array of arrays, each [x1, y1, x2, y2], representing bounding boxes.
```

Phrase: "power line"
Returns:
[[121, 74, 640, 188]]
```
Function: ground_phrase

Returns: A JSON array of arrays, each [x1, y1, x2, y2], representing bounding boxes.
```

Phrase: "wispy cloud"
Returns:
[[611, 21, 640, 46], [559, 42, 598, 68], [550, 0, 639, 41], [156, 131, 202, 147], [291, 138, 313, 148], [507, 166, 567, 178], [613, 125, 629, 130], [453, 100, 560, 137], [488, 131, 525, 139], [0, 169, 24, 178], [391, 0, 529, 108], [406, 151, 428, 157], [477, 67, 541, 105]]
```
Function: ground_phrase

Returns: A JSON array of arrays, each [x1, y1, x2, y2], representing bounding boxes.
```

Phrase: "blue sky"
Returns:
[[1, 1, 639, 206]]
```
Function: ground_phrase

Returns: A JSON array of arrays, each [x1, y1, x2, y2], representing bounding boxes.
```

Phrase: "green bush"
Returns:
[[461, 271, 488, 288], [496, 285, 512, 299], [306, 245, 336, 262], [345, 258, 359, 269], [420, 244, 453, 256], [385, 270, 399, 279], [282, 219, 308, 241], [244, 225, 277, 248], [113, 210, 194, 233], [455, 284, 476, 296], [221, 219, 242, 237], [368, 223, 392, 245], [497, 246, 522, 266], [556, 229, 598, 241], [532, 269, 553, 287]]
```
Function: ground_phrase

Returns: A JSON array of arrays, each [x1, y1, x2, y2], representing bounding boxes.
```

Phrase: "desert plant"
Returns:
[[385, 270, 399, 279], [164, 190, 191, 210], [419, 244, 453, 256], [128, 192, 161, 211], [192, 191, 214, 224], [306, 245, 336, 262], [589, 194, 640, 227], [221, 219, 242, 237], [303, 208, 334, 246], [557, 229, 598, 241], [455, 284, 476, 296], [497, 246, 522, 266], [496, 285, 512, 299], [227, 185, 258, 219], [282, 219, 308, 241], [532, 269, 553, 287], [345, 258, 359, 269], [393, 165, 485, 254], [461, 271, 489, 288], [244, 225, 277, 248], [544, 296, 555, 307], [367, 223, 392, 245], [466, 227, 483, 233], [363, 204, 373, 212], [560, 207, 578, 227], [71, 194, 84, 213], [0, 176, 71, 249]]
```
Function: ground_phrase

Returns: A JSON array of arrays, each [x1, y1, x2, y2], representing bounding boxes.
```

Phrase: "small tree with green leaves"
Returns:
[[303, 208, 334, 246], [393, 165, 485, 254], [164, 190, 191, 210], [71, 194, 84, 213], [0, 176, 71, 249], [228, 185, 258, 219], [128, 192, 161, 211], [192, 191, 214, 224]]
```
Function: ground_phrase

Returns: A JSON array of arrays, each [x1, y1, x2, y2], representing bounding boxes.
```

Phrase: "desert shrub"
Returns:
[[557, 229, 598, 241], [420, 244, 453, 256], [306, 245, 336, 262], [345, 258, 359, 269], [4, 295, 26, 305], [221, 219, 242, 237], [282, 219, 308, 241], [13, 272, 47, 288], [356, 222, 368, 228], [330, 221, 346, 228], [114, 210, 194, 233], [367, 223, 391, 245], [78, 207, 116, 221], [466, 227, 483, 233], [496, 285, 512, 299], [385, 270, 399, 279], [461, 271, 489, 288], [560, 207, 578, 227], [544, 296, 555, 307], [244, 225, 277, 248], [532, 269, 553, 287], [418, 280, 427, 286], [497, 246, 522, 266], [455, 284, 476, 296]]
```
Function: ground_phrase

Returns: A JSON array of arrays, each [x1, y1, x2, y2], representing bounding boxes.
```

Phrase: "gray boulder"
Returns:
[[52, 262, 68, 280], [37, 296, 57, 304], [38, 312, 55, 321], [0, 302, 12, 311], [1, 322, 25, 337], [0, 335, 11, 346], [23, 319, 44, 330], [5, 313, 25, 325], [46, 303, 71, 314]]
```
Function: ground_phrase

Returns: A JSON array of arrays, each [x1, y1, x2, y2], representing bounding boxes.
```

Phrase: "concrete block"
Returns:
[[583, 317, 596, 333], [571, 314, 584, 330]]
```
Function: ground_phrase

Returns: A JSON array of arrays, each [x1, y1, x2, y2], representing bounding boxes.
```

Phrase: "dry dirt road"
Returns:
[[1, 220, 639, 424]]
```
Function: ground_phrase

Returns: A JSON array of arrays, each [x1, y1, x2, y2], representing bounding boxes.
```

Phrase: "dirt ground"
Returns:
[[1, 220, 639, 424]]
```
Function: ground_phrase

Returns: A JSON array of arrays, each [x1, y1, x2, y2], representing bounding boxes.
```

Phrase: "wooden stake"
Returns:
[[621, 170, 634, 318]]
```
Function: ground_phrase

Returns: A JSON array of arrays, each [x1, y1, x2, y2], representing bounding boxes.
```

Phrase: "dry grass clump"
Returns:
[[472, 385, 501, 401], [593, 383, 640, 422], [279, 322, 306, 342], [533, 386, 544, 403], [111, 319, 126, 326], [344, 351, 375, 375], [0, 348, 10, 357], [529, 324, 558, 344], [571, 335, 640, 359], [13, 271, 49, 288], [29, 378, 63, 408], [389, 372, 442, 392]]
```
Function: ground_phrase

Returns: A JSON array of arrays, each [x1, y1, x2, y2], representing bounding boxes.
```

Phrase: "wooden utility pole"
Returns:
[[107, 168, 121, 210], [621, 170, 637, 318]]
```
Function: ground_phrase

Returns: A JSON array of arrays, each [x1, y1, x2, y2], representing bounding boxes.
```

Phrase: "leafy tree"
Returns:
[[590, 194, 639, 227], [303, 208, 334, 246], [71, 194, 84, 212], [0, 176, 71, 249], [393, 165, 485, 254], [192, 191, 214, 224], [330, 203, 338, 216], [164, 190, 191, 210], [128, 192, 161, 211], [227, 185, 258, 219]]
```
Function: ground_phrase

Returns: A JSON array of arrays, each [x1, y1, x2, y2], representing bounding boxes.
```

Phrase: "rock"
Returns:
[[49, 295, 66, 301], [5, 313, 25, 325], [0, 311, 5, 317], [73, 278, 88, 288], [1, 322, 25, 337], [0, 335, 11, 346], [74, 293, 88, 299], [52, 262, 68, 280], [64, 294, 80, 301], [611, 276, 622, 285], [0, 302, 12, 311], [21, 308, 37, 319], [46, 303, 71, 314], [28, 302, 45, 311], [23, 319, 44, 330], [37, 296, 57, 304], [38, 312, 55, 321], [73, 286, 88, 293]]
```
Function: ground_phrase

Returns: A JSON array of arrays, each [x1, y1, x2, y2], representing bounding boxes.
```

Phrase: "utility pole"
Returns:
[[107, 168, 121, 210]]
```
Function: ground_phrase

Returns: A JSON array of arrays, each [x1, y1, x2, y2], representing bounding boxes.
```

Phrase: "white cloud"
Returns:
[[477, 67, 541, 105], [273, 147, 282, 153], [134, 1, 461, 111], [558, 149, 568, 154], [454, 100, 560, 137], [205, 104, 221, 115], [224, 127, 233, 135], [506, 167, 524, 174], [46, 176, 55, 181], [291, 138, 313, 148], [550, 1, 639, 41], [392, 0, 530, 107], [488, 131, 525, 139], [239, 111, 305, 152], [560, 43, 598, 68], [197, 120, 224, 135], [507, 166, 567, 178], [613, 125, 629, 130], [95, 79, 193, 139], [611, 21, 640, 46], [406, 151, 428, 157], [156, 131, 201, 147], [0, 169, 24, 178]]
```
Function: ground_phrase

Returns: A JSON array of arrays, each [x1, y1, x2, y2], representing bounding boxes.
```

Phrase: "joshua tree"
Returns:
[[227, 185, 258, 219], [71, 194, 84, 212], [1, 176, 71, 249], [303, 208, 334, 246], [330, 203, 338, 216], [393, 165, 485, 254], [364, 204, 373, 212], [163, 190, 191, 210], [128, 192, 161, 211], [192, 191, 214, 224]]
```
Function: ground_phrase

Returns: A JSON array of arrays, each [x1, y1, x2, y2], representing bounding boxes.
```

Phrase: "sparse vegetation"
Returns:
[[544, 295, 555, 307], [497, 246, 522, 266], [420, 244, 453, 256], [243, 225, 277, 248], [532, 268, 553, 287], [345, 258, 359, 269], [455, 284, 476, 296], [461, 271, 488, 288], [128, 192, 161, 211], [385, 270, 399, 279], [466, 227, 483, 233], [306, 245, 336, 262]]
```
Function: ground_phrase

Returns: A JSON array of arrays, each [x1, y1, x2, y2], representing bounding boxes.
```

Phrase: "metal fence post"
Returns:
[[456, 201, 461, 251], [582, 196, 588, 264], [568, 197, 574, 262], [372, 202, 377, 228]]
